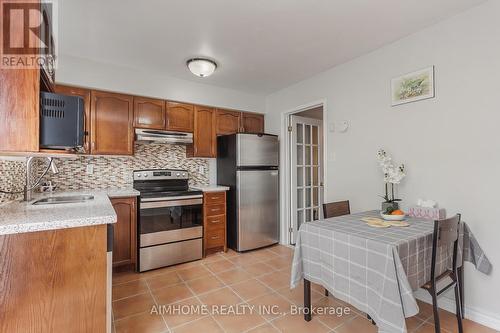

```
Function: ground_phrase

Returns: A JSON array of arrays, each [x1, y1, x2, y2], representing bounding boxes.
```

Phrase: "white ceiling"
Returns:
[[58, 0, 486, 94]]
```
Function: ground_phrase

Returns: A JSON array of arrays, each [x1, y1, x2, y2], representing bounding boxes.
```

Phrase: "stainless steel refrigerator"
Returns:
[[217, 133, 279, 252]]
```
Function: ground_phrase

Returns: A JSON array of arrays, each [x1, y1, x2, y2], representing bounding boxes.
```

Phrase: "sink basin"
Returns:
[[32, 195, 95, 205]]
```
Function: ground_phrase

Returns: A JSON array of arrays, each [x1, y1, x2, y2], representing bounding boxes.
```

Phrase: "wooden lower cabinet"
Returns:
[[0, 225, 107, 332], [111, 197, 137, 268], [203, 191, 227, 255]]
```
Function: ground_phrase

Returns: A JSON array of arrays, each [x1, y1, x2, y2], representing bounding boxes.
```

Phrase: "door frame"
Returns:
[[281, 99, 327, 246]]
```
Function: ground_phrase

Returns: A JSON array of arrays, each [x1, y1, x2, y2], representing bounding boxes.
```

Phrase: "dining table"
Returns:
[[290, 210, 492, 333]]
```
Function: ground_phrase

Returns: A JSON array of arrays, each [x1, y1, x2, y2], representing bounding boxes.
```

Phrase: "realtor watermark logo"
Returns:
[[1, 0, 58, 71]]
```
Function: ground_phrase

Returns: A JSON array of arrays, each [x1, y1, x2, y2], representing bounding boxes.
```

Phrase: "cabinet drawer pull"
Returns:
[[211, 196, 220, 200], [210, 208, 220, 212], [211, 219, 221, 223], [211, 235, 220, 240]]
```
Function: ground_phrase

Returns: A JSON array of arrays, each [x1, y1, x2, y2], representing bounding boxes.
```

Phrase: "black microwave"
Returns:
[[39, 92, 85, 150]]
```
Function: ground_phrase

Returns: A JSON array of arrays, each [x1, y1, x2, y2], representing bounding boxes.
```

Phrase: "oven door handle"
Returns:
[[141, 195, 203, 202], [140, 198, 203, 209]]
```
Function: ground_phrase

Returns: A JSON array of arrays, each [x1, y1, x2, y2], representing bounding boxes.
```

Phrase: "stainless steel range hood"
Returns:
[[135, 129, 193, 145]]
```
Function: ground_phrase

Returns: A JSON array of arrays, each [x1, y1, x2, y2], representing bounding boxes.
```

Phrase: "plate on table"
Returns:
[[366, 221, 391, 228], [385, 220, 410, 227], [361, 217, 391, 228]]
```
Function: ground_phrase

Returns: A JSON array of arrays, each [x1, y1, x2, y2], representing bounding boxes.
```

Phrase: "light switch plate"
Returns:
[[86, 164, 94, 175]]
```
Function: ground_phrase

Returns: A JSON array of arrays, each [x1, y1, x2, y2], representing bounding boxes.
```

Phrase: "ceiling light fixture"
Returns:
[[186, 58, 217, 78]]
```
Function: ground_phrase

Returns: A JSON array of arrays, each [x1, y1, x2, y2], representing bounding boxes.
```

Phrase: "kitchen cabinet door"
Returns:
[[55, 85, 91, 153], [91, 90, 134, 155], [111, 197, 137, 268], [187, 106, 216, 158], [216, 109, 241, 135], [241, 112, 265, 134], [134, 96, 166, 129], [166, 102, 194, 132]]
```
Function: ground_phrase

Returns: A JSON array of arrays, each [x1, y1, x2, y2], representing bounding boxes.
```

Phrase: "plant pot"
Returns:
[[382, 202, 399, 212]]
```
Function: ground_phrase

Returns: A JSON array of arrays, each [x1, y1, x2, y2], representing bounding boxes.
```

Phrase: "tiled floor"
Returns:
[[112, 245, 498, 333]]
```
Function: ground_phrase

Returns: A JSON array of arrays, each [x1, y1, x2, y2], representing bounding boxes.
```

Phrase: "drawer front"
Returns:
[[204, 192, 226, 205], [205, 203, 225, 217], [139, 238, 202, 272], [206, 215, 226, 231], [205, 228, 225, 248]]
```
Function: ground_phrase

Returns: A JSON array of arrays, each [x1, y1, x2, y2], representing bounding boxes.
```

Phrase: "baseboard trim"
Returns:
[[414, 290, 500, 331]]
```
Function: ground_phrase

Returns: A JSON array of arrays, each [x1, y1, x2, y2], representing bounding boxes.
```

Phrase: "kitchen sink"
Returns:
[[32, 195, 95, 205]]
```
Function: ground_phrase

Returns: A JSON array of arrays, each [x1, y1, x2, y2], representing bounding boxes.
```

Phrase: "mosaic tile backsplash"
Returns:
[[0, 143, 209, 204], [38, 143, 210, 190], [0, 159, 26, 204]]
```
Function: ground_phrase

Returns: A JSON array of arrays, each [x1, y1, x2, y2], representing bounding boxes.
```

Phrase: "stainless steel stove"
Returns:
[[134, 169, 203, 272]]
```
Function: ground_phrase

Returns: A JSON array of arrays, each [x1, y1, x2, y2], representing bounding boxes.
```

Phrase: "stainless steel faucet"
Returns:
[[24, 157, 59, 201]]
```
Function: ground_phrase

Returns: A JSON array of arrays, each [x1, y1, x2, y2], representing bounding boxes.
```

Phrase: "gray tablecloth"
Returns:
[[290, 210, 491, 333]]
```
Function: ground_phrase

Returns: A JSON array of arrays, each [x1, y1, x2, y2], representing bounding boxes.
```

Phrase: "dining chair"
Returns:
[[422, 214, 464, 333], [322, 200, 350, 218]]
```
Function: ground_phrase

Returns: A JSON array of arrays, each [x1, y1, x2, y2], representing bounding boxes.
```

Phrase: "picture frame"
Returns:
[[391, 66, 435, 106]]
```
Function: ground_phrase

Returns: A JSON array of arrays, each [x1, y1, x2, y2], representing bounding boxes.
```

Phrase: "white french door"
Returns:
[[290, 115, 323, 244]]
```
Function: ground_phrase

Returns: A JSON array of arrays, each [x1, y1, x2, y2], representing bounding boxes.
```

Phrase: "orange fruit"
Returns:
[[391, 209, 405, 216]]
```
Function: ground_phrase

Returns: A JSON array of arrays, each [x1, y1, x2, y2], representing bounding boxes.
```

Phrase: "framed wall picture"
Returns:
[[391, 66, 435, 106]]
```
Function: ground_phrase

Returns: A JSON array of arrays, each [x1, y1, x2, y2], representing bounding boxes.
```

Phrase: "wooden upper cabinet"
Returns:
[[91, 90, 134, 155], [166, 102, 194, 132], [241, 112, 265, 134], [133, 96, 166, 129], [55, 85, 91, 153], [216, 109, 241, 135], [0, 68, 39, 152], [0, 0, 40, 153], [188, 106, 216, 158], [111, 197, 137, 268]]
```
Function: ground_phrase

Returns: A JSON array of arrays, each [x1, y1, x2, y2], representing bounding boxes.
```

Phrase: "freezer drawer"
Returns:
[[237, 134, 279, 167], [236, 169, 279, 251]]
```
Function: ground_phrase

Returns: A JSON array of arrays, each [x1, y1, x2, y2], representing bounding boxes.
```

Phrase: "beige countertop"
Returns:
[[0, 188, 139, 236], [191, 185, 230, 192]]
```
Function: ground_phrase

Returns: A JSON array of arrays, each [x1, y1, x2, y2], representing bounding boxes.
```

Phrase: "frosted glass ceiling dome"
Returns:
[[186, 58, 217, 78]]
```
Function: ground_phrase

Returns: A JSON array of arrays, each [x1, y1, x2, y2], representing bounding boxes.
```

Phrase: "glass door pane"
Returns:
[[290, 115, 323, 244]]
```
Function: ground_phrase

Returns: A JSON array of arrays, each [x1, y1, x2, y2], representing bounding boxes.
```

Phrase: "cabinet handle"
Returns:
[[210, 208, 220, 212], [211, 196, 220, 200], [211, 219, 220, 224], [211, 235, 220, 240]]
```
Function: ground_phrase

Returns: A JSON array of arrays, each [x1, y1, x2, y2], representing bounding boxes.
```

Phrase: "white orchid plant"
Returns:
[[377, 149, 406, 204]]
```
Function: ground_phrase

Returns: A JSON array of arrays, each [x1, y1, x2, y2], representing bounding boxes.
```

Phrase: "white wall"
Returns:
[[266, 0, 500, 328], [57, 55, 266, 112]]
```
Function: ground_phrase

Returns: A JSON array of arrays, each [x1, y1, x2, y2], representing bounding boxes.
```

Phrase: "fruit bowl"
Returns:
[[380, 212, 406, 221]]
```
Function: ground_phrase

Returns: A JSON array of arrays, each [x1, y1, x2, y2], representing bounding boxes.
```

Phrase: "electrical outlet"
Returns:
[[86, 164, 94, 175], [198, 166, 205, 174]]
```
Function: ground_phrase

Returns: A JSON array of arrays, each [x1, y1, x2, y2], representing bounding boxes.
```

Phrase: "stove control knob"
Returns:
[[183, 173, 187, 177], [137, 174, 141, 178], [176, 173, 181, 177], [143, 173, 148, 178]]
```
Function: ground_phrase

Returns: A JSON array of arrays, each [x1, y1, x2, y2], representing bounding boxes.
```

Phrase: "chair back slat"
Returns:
[[322, 200, 350, 218], [430, 214, 461, 281], [436, 214, 460, 247]]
